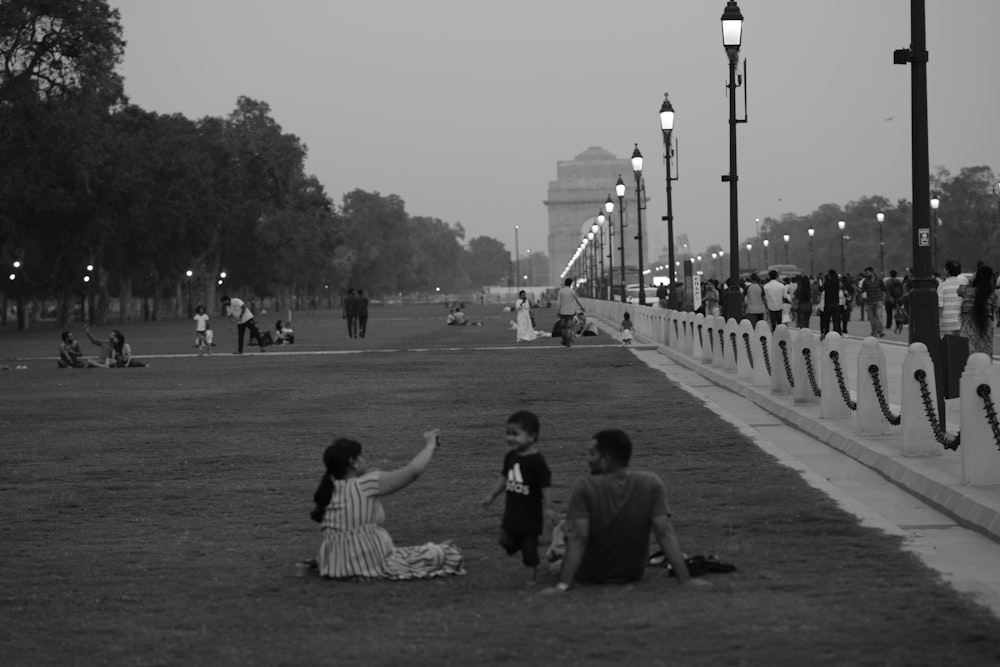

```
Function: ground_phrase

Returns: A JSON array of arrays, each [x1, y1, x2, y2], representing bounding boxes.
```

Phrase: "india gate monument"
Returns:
[[543, 146, 651, 287]]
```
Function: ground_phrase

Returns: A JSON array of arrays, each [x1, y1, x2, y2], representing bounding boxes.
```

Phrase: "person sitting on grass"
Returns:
[[543, 429, 707, 593], [83, 324, 116, 368], [57, 331, 86, 368], [308, 429, 464, 580], [274, 319, 295, 345], [112, 331, 147, 367]]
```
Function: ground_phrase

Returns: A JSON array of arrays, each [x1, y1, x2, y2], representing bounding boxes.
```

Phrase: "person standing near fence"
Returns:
[[818, 269, 843, 339], [937, 260, 966, 338], [958, 265, 996, 359], [861, 268, 885, 338]]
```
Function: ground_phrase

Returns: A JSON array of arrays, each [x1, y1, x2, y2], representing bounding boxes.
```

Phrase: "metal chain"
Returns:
[[742, 332, 754, 369], [718, 329, 725, 358], [697, 324, 704, 350], [706, 326, 714, 352], [912, 369, 959, 450], [977, 384, 1000, 451], [829, 351, 857, 411], [778, 340, 795, 387], [729, 332, 739, 363], [802, 348, 821, 397], [868, 364, 902, 426], [759, 336, 772, 376]]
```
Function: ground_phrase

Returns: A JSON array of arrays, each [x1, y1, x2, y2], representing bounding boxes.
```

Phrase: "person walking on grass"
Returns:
[[555, 277, 585, 347], [482, 410, 555, 586], [193, 304, 211, 356], [342, 288, 359, 339], [221, 295, 266, 354], [543, 429, 707, 593], [356, 289, 370, 338]]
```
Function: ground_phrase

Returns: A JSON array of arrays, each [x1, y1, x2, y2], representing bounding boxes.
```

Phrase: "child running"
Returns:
[[193, 304, 211, 356], [482, 410, 554, 585], [620, 312, 634, 345]]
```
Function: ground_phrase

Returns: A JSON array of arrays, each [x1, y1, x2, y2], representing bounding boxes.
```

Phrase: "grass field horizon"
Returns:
[[3, 304, 1000, 666]]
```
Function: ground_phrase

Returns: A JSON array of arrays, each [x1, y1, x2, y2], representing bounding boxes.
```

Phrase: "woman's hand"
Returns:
[[423, 429, 441, 449]]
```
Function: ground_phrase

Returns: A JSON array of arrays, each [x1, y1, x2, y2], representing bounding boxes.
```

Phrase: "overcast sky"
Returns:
[[114, 0, 998, 266]]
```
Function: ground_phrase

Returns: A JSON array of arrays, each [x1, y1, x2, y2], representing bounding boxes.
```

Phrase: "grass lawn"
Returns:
[[2, 304, 999, 666]]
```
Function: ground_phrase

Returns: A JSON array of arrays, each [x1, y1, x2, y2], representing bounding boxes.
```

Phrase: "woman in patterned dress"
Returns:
[[958, 265, 997, 359], [310, 429, 464, 580]]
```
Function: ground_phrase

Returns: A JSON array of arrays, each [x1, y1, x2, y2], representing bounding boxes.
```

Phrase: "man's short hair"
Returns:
[[889, 269, 898, 278], [593, 429, 632, 465], [750, 273, 759, 282], [945, 260, 961, 277], [564, 278, 573, 287], [61, 330, 72, 342], [768, 270, 778, 280], [507, 410, 540, 439], [220, 295, 231, 303]]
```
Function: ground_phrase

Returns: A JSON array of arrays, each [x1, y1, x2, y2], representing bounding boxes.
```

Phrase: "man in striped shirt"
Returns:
[[861, 267, 885, 338], [937, 260, 967, 336]]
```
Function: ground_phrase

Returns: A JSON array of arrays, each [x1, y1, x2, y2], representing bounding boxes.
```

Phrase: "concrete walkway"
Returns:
[[597, 317, 1000, 618]]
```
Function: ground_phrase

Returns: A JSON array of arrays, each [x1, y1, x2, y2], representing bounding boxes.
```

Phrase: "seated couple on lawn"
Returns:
[[58, 326, 146, 368]]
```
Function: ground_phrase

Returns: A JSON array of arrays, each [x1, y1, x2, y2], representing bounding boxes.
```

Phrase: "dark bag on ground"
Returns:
[[940, 334, 969, 399], [648, 551, 737, 577]]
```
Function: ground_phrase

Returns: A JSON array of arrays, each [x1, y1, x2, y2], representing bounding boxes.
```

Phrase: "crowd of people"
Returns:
[[686, 261, 997, 359], [306, 412, 709, 593]]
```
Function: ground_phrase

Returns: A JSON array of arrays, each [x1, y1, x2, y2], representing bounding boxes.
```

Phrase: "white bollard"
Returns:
[[736, 319, 755, 380], [960, 353, 1000, 485], [901, 342, 943, 457], [856, 337, 896, 435], [723, 318, 739, 374], [770, 324, 793, 395], [682, 312, 695, 356], [692, 313, 705, 360], [752, 320, 772, 388], [667, 311, 679, 350], [792, 328, 820, 405], [711, 315, 726, 369], [820, 332, 853, 420]]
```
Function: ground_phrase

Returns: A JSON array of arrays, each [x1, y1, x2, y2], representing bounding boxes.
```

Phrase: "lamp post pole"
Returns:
[[807, 228, 815, 276], [660, 93, 679, 309], [604, 196, 615, 301], [185, 269, 193, 319], [721, 0, 745, 321], [616, 175, 627, 302], [514, 226, 520, 291], [631, 144, 647, 305], [929, 196, 940, 271], [762, 239, 769, 268], [876, 212, 885, 276], [745, 243, 752, 271], [838, 220, 846, 274], [783, 234, 790, 264]]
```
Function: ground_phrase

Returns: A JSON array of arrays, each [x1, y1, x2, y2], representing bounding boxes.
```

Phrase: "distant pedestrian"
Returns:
[[555, 278, 585, 347], [763, 271, 785, 331], [620, 312, 634, 345], [356, 289, 370, 338], [958, 265, 996, 358], [193, 304, 211, 356], [818, 269, 843, 339], [861, 267, 885, 338], [743, 274, 765, 326], [342, 289, 359, 339], [221, 295, 266, 354], [937, 260, 967, 337]]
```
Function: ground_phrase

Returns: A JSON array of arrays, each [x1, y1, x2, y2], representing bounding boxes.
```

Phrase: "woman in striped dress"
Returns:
[[310, 430, 464, 580]]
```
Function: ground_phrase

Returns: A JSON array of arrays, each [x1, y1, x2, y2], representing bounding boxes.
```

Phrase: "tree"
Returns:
[[408, 216, 466, 292], [465, 236, 511, 288]]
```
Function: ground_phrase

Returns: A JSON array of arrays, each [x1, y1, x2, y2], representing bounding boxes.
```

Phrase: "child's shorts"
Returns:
[[499, 527, 540, 567]]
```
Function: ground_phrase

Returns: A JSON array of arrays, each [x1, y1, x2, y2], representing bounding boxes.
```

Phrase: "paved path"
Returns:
[[598, 317, 1000, 619]]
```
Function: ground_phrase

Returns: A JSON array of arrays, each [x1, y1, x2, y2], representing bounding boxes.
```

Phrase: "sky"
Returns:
[[113, 0, 999, 270]]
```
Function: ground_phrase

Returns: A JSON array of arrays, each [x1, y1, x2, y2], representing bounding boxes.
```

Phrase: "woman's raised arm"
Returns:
[[377, 429, 440, 497]]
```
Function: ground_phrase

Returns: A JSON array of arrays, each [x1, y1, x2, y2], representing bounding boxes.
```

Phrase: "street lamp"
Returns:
[[616, 175, 627, 302], [929, 196, 940, 271], [807, 228, 815, 276], [185, 269, 194, 318], [721, 0, 745, 321], [595, 213, 607, 299], [659, 93, 679, 309], [782, 234, 790, 264], [711, 252, 718, 279], [631, 144, 647, 305], [745, 243, 753, 269], [526, 249, 532, 286], [604, 196, 615, 301], [762, 239, 769, 268], [876, 212, 885, 275], [838, 220, 846, 274], [514, 225, 520, 290], [588, 231, 597, 297]]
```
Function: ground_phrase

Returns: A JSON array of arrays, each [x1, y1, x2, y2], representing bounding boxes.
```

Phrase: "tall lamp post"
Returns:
[[807, 228, 815, 276], [514, 225, 520, 290], [745, 243, 752, 270], [876, 212, 886, 275], [631, 144, 647, 305], [591, 223, 602, 297], [185, 269, 193, 319], [604, 196, 615, 301], [659, 93, 679, 308], [762, 239, 769, 268], [721, 0, 745, 321], [595, 214, 607, 299], [587, 232, 597, 298], [616, 175, 627, 302], [782, 234, 790, 264], [838, 220, 846, 274]]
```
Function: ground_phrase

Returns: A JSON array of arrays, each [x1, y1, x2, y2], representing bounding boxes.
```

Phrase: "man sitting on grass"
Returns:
[[544, 429, 708, 593], [57, 331, 85, 368]]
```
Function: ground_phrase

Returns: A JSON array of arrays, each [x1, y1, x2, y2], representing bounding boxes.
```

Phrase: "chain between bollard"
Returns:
[[729, 332, 739, 364], [868, 364, 901, 426], [697, 324, 704, 350], [741, 332, 754, 369], [802, 348, 821, 397], [674, 319, 680, 340], [829, 351, 857, 411], [778, 340, 795, 388], [975, 384, 1000, 451], [718, 329, 725, 358], [912, 369, 959, 450], [759, 336, 772, 376], [706, 326, 714, 352]]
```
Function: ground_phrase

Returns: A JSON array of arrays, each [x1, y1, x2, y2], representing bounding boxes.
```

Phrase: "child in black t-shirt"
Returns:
[[482, 410, 554, 584]]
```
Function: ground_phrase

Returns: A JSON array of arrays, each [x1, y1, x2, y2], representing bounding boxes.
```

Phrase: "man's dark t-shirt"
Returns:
[[501, 450, 551, 536], [567, 470, 671, 583]]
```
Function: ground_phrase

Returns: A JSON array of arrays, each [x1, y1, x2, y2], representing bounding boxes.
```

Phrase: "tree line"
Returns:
[[0, 1, 531, 330]]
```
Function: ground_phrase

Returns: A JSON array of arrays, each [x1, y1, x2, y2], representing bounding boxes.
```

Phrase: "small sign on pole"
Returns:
[[918, 228, 931, 247]]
